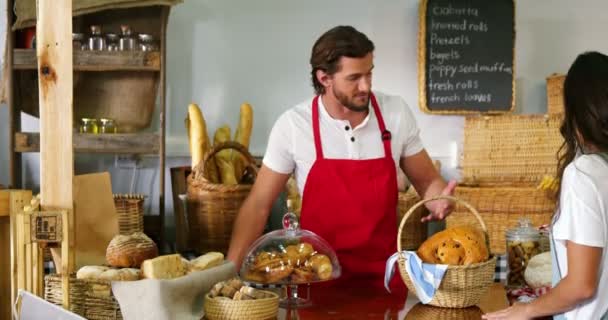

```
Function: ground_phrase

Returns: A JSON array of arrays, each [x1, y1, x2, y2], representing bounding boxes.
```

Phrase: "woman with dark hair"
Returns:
[[484, 51, 608, 319]]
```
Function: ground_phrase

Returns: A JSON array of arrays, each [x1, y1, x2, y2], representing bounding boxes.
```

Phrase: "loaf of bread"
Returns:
[[232, 103, 253, 182], [213, 125, 238, 185], [417, 226, 489, 265], [76, 265, 141, 281], [141, 254, 187, 279], [189, 252, 224, 272], [187, 103, 220, 182], [106, 232, 158, 268]]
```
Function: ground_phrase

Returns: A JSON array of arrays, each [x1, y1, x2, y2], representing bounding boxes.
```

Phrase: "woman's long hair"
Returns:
[[555, 51, 608, 217]]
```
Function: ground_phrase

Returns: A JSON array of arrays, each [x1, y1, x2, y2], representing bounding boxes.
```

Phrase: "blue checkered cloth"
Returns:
[[494, 254, 507, 283]]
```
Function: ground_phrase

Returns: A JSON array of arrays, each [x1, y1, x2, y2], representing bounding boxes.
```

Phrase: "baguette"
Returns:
[[187, 103, 219, 182], [232, 103, 253, 182], [213, 125, 238, 185]]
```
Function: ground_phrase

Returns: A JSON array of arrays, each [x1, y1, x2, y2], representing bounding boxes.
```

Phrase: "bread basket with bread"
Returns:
[[397, 195, 497, 308], [204, 278, 279, 320]]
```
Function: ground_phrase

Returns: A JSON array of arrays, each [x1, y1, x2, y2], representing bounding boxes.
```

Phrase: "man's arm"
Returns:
[[226, 165, 291, 267], [400, 149, 456, 221]]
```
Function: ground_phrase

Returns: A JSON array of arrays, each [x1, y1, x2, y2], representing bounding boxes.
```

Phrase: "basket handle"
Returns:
[[396, 195, 487, 255], [193, 141, 258, 181]]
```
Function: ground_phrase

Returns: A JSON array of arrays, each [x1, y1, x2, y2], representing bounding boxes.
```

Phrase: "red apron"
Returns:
[[300, 93, 405, 292]]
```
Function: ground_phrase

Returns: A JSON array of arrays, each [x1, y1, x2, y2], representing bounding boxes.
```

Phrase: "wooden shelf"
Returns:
[[14, 132, 159, 154], [12, 49, 160, 71]]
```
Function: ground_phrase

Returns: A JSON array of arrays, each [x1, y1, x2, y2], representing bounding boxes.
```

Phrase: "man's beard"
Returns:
[[333, 87, 370, 112]]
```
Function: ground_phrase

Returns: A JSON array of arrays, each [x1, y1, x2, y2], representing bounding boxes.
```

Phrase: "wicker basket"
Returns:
[[405, 303, 483, 320], [187, 142, 257, 254], [397, 195, 497, 308], [547, 73, 565, 115], [113, 194, 145, 235], [461, 114, 563, 186], [397, 187, 428, 250], [447, 186, 555, 254], [203, 291, 279, 320], [44, 274, 122, 320]]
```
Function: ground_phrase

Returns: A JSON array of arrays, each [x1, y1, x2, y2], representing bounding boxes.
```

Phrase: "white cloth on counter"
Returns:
[[384, 251, 448, 304], [112, 261, 236, 320]]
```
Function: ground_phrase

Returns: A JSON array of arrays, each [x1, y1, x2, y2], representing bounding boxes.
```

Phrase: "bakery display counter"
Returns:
[[276, 280, 508, 319]]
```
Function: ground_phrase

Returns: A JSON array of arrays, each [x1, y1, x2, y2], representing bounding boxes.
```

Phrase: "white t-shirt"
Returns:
[[552, 154, 608, 319], [262, 91, 424, 196]]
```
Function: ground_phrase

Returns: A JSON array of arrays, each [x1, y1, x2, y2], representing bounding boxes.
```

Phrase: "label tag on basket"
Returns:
[[384, 251, 448, 304]]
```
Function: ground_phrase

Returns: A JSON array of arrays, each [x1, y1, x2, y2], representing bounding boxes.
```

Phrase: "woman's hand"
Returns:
[[421, 180, 457, 222], [482, 303, 533, 320]]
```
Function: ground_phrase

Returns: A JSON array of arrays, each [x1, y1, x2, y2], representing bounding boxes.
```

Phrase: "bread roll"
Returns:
[[106, 232, 158, 268], [232, 103, 253, 181], [76, 265, 110, 280], [76, 266, 141, 281], [213, 125, 238, 185], [141, 254, 187, 279], [417, 226, 489, 265], [189, 252, 224, 272]]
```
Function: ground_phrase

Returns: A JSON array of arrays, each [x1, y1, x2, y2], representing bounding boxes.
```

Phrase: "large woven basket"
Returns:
[[113, 194, 145, 235], [44, 274, 122, 320], [203, 291, 279, 320], [397, 195, 496, 308], [405, 303, 483, 320], [447, 186, 555, 254], [461, 114, 563, 186], [547, 73, 565, 115], [397, 187, 428, 250], [187, 142, 257, 254]]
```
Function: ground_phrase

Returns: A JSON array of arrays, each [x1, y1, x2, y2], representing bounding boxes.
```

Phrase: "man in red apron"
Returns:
[[228, 26, 456, 291]]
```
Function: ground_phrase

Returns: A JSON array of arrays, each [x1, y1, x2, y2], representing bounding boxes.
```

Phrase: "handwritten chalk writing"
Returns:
[[430, 33, 471, 46], [432, 5, 479, 17], [468, 21, 488, 32], [430, 93, 460, 104], [458, 62, 512, 74], [429, 79, 454, 91], [429, 64, 458, 78], [429, 48, 460, 64], [455, 80, 479, 90], [431, 19, 467, 31], [464, 93, 492, 102]]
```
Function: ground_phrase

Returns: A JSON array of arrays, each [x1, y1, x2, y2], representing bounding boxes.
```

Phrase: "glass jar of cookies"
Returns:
[[506, 218, 541, 288]]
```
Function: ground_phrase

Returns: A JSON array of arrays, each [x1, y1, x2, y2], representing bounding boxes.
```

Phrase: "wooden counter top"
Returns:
[[277, 281, 508, 319]]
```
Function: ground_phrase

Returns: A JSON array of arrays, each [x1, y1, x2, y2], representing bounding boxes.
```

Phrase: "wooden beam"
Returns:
[[0, 191, 9, 217], [15, 132, 160, 154], [8, 190, 32, 317], [0, 217, 11, 320], [13, 49, 161, 71], [37, 0, 74, 310]]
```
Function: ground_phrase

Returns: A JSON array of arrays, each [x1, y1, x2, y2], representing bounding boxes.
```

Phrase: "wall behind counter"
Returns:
[[1, 0, 608, 247]]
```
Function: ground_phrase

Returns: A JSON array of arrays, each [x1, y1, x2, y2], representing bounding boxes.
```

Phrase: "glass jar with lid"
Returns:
[[88, 25, 106, 51], [79, 118, 99, 134], [106, 33, 119, 51], [506, 218, 541, 288], [119, 25, 137, 51], [240, 202, 341, 307], [99, 118, 117, 134], [138, 34, 158, 52]]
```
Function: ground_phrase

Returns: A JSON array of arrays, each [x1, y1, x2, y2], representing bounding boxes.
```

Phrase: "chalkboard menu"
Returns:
[[418, 0, 515, 114]]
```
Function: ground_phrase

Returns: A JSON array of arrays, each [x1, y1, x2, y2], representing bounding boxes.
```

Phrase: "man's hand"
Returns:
[[421, 180, 457, 222]]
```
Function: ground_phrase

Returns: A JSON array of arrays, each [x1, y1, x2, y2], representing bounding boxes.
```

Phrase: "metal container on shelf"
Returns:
[[138, 34, 158, 51], [119, 25, 137, 51], [73, 33, 86, 51], [88, 25, 106, 51], [106, 33, 119, 51]]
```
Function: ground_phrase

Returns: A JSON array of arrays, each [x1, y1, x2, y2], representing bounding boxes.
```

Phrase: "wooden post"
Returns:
[[6, 190, 32, 320], [36, 0, 74, 310]]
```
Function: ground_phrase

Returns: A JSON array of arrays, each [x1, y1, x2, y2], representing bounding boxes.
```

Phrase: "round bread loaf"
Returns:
[[417, 226, 489, 265], [106, 232, 158, 268]]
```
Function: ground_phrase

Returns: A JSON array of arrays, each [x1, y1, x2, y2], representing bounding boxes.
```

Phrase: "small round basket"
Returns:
[[397, 195, 497, 308], [203, 291, 279, 320]]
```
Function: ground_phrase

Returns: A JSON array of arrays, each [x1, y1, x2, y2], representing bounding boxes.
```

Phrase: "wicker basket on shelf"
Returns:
[[546, 73, 565, 115], [187, 142, 258, 254], [203, 291, 279, 320], [113, 194, 145, 235], [461, 114, 563, 187], [397, 195, 496, 308], [397, 187, 428, 250], [44, 274, 122, 320]]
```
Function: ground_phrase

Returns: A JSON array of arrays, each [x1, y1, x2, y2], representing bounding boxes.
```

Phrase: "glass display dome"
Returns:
[[240, 210, 341, 307]]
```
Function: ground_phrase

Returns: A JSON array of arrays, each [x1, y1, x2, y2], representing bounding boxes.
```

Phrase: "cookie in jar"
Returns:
[[506, 218, 541, 287]]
